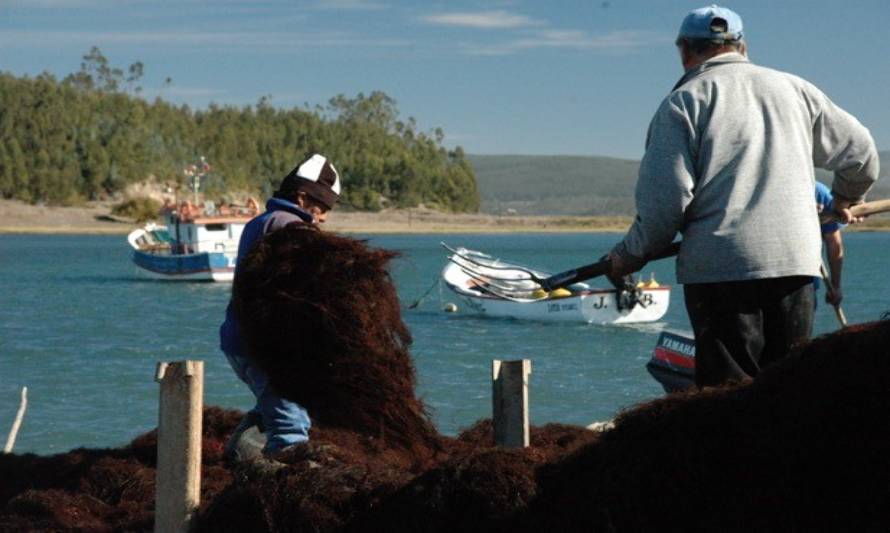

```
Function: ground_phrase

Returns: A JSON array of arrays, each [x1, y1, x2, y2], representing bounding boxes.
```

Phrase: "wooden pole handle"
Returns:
[[819, 264, 847, 328], [819, 198, 890, 224], [541, 241, 681, 291]]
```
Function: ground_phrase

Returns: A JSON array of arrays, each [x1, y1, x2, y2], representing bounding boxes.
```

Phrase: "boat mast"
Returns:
[[184, 156, 211, 206], [171, 180, 182, 253], [176, 157, 212, 254]]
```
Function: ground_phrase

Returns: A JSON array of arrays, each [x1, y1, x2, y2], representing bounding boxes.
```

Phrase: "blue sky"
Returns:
[[2, 0, 888, 159]]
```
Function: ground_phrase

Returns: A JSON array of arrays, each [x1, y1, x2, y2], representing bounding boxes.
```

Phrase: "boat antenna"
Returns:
[[184, 156, 211, 206]]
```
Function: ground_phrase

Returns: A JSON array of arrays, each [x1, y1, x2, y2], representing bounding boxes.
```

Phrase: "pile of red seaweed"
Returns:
[[0, 407, 241, 532], [3, 226, 890, 531], [526, 319, 890, 531]]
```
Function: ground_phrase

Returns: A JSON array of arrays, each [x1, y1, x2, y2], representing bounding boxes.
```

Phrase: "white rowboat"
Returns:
[[442, 247, 670, 324]]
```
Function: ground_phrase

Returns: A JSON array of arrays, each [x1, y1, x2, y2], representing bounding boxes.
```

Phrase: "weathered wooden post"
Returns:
[[155, 361, 204, 533], [492, 359, 531, 448]]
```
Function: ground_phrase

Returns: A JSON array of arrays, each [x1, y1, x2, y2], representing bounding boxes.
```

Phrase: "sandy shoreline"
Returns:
[[0, 199, 634, 234], [2, 199, 888, 235]]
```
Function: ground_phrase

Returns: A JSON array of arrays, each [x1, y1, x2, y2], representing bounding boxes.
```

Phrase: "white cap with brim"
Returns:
[[678, 4, 743, 41], [278, 154, 341, 210]]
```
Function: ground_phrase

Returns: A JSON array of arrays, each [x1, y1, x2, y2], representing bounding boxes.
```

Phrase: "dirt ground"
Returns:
[[0, 199, 634, 234], [0, 199, 130, 234], [3, 199, 887, 235]]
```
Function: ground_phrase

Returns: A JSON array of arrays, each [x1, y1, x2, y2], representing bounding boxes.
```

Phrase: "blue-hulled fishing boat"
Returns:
[[126, 157, 260, 281], [127, 198, 259, 281]]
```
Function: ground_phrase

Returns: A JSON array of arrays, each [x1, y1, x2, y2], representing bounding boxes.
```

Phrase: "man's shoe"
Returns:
[[224, 412, 267, 463], [225, 413, 287, 477]]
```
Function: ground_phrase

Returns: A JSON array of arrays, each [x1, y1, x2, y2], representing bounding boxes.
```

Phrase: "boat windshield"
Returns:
[[151, 229, 175, 244]]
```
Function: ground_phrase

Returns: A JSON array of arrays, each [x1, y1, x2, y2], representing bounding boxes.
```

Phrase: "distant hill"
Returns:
[[470, 151, 890, 216], [468, 154, 639, 216]]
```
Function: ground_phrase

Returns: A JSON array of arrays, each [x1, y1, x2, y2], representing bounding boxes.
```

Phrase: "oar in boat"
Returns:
[[442, 244, 547, 294], [446, 260, 543, 300]]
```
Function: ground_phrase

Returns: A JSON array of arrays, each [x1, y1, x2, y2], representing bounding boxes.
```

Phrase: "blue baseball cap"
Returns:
[[678, 5, 743, 41]]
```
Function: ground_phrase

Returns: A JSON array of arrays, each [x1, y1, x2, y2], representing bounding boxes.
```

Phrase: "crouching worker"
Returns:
[[219, 153, 341, 464]]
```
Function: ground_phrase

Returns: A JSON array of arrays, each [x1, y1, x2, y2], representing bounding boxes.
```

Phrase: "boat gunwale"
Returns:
[[443, 278, 670, 302]]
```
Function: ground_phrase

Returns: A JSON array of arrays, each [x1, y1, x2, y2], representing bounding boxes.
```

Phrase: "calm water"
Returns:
[[2, 232, 888, 455]]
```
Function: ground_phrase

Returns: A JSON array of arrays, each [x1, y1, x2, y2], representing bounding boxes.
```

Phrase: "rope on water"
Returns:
[[408, 277, 440, 309]]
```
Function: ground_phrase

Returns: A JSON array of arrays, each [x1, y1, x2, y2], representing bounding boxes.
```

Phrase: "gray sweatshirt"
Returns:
[[614, 52, 879, 284]]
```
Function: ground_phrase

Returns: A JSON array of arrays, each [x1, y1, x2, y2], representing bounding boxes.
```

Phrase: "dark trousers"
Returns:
[[684, 276, 814, 387]]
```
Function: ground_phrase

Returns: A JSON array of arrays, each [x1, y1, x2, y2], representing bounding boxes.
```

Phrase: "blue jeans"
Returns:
[[224, 350, 311, 453]]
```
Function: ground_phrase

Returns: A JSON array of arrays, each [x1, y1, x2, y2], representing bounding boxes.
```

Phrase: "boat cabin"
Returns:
[[158, 199, 259, 255]]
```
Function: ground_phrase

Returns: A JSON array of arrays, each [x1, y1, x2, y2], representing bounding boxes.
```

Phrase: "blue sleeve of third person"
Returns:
[[815, 181, 843, 234]]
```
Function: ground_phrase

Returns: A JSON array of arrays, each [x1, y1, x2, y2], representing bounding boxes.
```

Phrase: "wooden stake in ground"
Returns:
[[155, 361, 204, 533], [492, 359, 531, 448], [3, 386, 28, 453]]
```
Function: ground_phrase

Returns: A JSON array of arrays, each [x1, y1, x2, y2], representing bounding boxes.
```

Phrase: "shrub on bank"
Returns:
[[111, 196, 161, 222]]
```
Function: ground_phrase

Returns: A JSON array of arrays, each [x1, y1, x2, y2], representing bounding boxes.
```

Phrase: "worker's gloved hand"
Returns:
[[601, 254, 641, 311], [617, 280, 644, 311]]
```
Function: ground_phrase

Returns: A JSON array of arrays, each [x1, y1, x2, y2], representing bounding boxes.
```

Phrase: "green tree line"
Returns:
[[0, 48, 479, 212]]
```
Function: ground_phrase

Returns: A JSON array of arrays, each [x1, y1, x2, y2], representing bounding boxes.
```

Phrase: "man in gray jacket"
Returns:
[[609, 5, 879, 386]]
